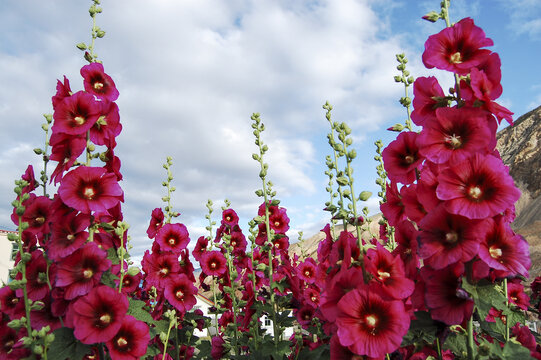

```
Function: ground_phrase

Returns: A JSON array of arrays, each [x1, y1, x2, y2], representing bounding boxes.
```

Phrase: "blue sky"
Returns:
[[1, 0, 540, 262]]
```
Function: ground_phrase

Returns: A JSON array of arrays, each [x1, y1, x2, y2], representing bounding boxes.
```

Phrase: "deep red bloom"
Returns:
[[68, 285, 129, 344], [21, 165, 38, 194], [411, 76, 446, 127], [20, 195, 53, 236], [211, 336, 226, 359], [48, 212, 90, 260], [52, 91, 101, 135], [164, 274, 198, 314], [507, 282, 530, 310], [329, 230, 360, 269], [336, 285, 410, 358], [418, 204, 489, 269], [392, 220, 420, 279], [200, 250, 227, 277], [400, 183, 427, 223], [382, 131, 423, 184], [417, 162, 442, 212], [106, 315, 150, 360], [52, 75, 72, 109], [58, 166, 124, 213], [0, 286, 24, 319], [296, 258, 318, 284], [422, 17, 493, 75], [49, 132, 87, 184], [90, 100, 122, 147], [141, 251, 180, 290], [15, 251, 52, 301], [0, 323, 30, 359], [221, 208, 239, 227], [193, 236, 208, 261], [156, 223, 190, 254], [146, 208, 164, 239], [81, 62, 119, 102], [380, 181, 406, 227], [269, 208, 290, 234], [417, 107, 493, 165], [320, 266, 365, 323], [56, 242, 111, 300], [436, 153, 520, 219]]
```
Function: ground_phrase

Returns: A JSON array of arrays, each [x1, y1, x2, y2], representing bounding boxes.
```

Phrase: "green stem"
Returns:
[[436, 337, 443, 360], [504, 278, 509, 342], [467, 315, 475, 360], [16, 216, 34, 340]]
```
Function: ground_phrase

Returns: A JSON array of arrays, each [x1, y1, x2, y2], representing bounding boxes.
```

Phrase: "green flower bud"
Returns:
[[359, 191, 372, 201], [76, 42, 88, 50], [422, 11, 441, 22], [127, 267, 140, 276]]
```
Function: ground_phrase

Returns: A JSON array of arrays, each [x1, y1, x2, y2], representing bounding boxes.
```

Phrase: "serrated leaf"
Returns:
[[47, 327, 92, 360], [502, 340, 535, 359], [128, 298, 156, 325]]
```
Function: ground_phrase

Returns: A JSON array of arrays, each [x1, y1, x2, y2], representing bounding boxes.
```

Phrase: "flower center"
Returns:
[[377, 270, 391, 280], [449, 51, 462, 64], [116, 337, 128, 348], [231, 241, 237, 247], [67, 234, 75, 241], [168, 237, 176, 245], [5, 340, 14, 349], [274, 221, 281, 227], [365, 314, 378, 330], [83, 186, 96, 200], [445, 231, 459, 244], [176, 289, 184, 299], [468, 186, 482, 200], [11, 297, 18, 305], [304, 270, 311, 277], [210, 261, 217, 269], [35, 216, 45, 224], [274, 242, 280, 248], [445, 134, 462, 149], [404, 155, 415, 164], [100, 313, 111, 325], [489, 246, 502, 259], [159, 267, 169, 275], [311, 295, 317, 302], [94, 82, 104, 90], [74, 116, 86, 125], [225, 216, 231, 221], [83, 269, 94, 279]]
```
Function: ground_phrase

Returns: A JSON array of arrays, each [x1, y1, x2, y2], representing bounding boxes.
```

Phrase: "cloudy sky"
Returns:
[[1, 0, 540, 261]]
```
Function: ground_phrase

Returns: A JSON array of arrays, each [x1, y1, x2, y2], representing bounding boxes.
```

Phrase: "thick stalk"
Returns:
[[466, 315, 475, 360], [16, 216, 34, 339]]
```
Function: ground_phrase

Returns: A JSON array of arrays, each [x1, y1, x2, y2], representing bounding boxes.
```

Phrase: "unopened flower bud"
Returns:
[[422, 11, 441, 22]]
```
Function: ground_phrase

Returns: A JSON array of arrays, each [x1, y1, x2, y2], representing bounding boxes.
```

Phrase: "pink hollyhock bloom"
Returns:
[[478, 217, 530, 278], [141, 251, 180, 290], [329, 230, 360, 269], [15, 251, 52, 301], [229, 229, 248, 255], [336, 285, 410, 358], [422, 17, 493, 75], [271, 235, 289, 254], [68, 285, 128, 344], [164, 274, 198, 314], [52, 91, 101, 135], [52, 75, 72, 109], [193, 236, 208, 261], [436, 153, 520, 219], [418, 204, 490, 269], [422, 263, 473, 325], [400, 183, 427, 223], [0, 323, 30, 359], [304, 285, 321, 308], [417, 162, 442, 212], [58, 166, 124, 213], [81, 62, 119, 101], [48, 212, 91, 260], [0, 286, 25, 319], [49, 132, 87, 184], [418, 107, 493, 165], [380, 181, 406, 226], [56, 242, 111, 300], [30, 297, 62, 332], [392, 220, 420, 279], [320, 266, 365, 323], [211, 336, 226, 359], [19, 195, 53, 236], [200, 250, 227, 277], [146, 207, 164, 239], [295, 304, 316, 327], [156, 223, 190, 254], [296, 258, 318, 284], [90, 101, 122, 147], [382, 131, 424, 184], [221, 208, 239, 227], [366, 243, 414, 300], [106, 315, 149, 360], [507, 282, 530, 310], [269, 208, 290, 234], [411, 76, 446, 127], [21, 165, 38, 194]]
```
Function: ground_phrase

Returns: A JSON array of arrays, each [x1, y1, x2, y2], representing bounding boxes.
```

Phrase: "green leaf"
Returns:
[[107, 247, 120, 265], [128, 298, 156, 325], [100, 270, 118, 288], [502, 340, 535, 359], [46, 327, 92, 360], [401, 311, 438, 346], [442, 332, 468, 359]]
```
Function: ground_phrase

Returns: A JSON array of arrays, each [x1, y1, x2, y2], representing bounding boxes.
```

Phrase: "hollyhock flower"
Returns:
[[81, 62, 119, 101], [156, 223, 190, 254], [21, 165, 38, 194], [336, 285, 410, 358], [59, 166, 124, 213], [164, 274, 198, 314], [400, 183, 426, 223], [380, 181, 406, 226], [418, 107, 493, 165], [269, 208, 290, 234], [16, 251, 52, 301], [271, 235, 289, 254], [200, 250, 227, 277], [68, 285, 129, 344], [221, 208, 239, 227], [295, 304, 316, 327], [211, 336, 226, 359], [418, 204, 489, 269], [112, 264, 142, 295], [49, 132, 87, 184], [436, 153, 520, 219], [317, 224, 333, 266], [48, 212, 90, 260], [478, 217, 530, 278], [19, 195, 53, 236], [304, 285, 321, 308], [141, 251, 180, 290], [0, 323, 30, 359], [422, 263, 473, 325], [106, 315, 149, 360], [320, 266, 365, 323], [531, 276, 541, 301], [229, 229, 247, 255], [52, 75, 72, 109], [52, 91, 101, 135], [507, 282, 530, 310], [417, 162, 441, 212], [102, 147, 123, 181], [411, 76, 446, 127], [382, 131, 424, 184], [296, 258, 318, 284], [146, 208, 164, 239], [511, 324, 538, 354], [366, 243, 414, 300], [193, 236, 208, 261], [329, 230, 360, 269], [30, 296, 62, 332], [90, 100, 122, 147], [422, 17, 493, 75], [392, 220, 419, 279], [0, 286, 24, 319], [56, 242, 111, 299]]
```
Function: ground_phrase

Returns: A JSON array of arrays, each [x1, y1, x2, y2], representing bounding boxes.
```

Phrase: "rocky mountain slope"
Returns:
[[291, 105, 541, 279]]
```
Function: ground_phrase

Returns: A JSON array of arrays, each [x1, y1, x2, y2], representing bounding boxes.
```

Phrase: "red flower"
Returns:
[[52, 75, 72, 109], [336, 285, 410, 358], [90, 100, 122, 147], [296, 258, 317, 284], [58, 166, 124, 214], [320, 266, 365, 323], [221, 208, 239, 227], [15, 251, 52, 301], [52, 91, 101, 135], [48, 212, 91, 260], [0, 286, 24, 319], [269, 208, 290, 234], [422, 17, 493, 75], [382, 131, 423, 184], [164, 274, 198, 314], [19, 195, 53, 236], [146, 208, 164, 239], [68, 285, 128, 344], [156, 223, 190, 254], [392, 220, 420, 279], [436, 153, 520, 219], [81, 62, 119, 102], [200, 250, 227, 277], [49, 132, 87, 184], [411, 76, 446, 127], [193, 236, 208, 261], [141, 251, 180, 290], [105, 315, 150, 360], [56, 242, 111, 300], [380, 181, 406, 226]]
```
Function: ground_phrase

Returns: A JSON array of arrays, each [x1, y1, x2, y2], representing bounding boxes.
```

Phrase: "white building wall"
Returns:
[[0, 230, 15, 284]]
